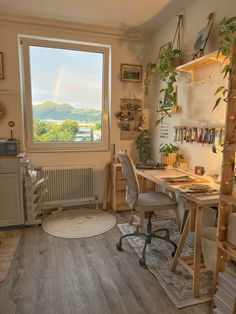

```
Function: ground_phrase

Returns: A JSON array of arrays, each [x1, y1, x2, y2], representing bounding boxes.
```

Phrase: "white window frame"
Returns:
[[19, 35, 110, 152]]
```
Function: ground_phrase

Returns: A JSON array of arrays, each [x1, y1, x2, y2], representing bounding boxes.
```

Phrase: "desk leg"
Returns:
[[193, 205, 203, 297], [171, 213, 190, 272]]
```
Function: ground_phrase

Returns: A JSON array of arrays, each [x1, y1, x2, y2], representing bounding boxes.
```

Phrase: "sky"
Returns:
[[29, 46, 103, 110]]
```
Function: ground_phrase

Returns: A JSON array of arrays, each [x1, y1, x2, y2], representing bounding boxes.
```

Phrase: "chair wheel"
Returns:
[[116, 242, 123, 251], [139, 257, 146, 267]]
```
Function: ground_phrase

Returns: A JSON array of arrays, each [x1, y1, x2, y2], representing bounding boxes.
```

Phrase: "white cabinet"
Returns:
[[0, 156, 24, 227]]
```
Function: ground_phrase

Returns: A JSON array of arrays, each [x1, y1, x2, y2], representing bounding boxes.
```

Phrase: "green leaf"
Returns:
[[212, 144, 217, 153], [223, 88, 228, 96], [225, 17, 236, 25], [212, 97, 222, 111], [214, 86, 226, 95]]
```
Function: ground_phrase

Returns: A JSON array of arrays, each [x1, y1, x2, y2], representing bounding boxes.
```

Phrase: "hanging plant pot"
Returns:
[[171, 55, 182, 69]]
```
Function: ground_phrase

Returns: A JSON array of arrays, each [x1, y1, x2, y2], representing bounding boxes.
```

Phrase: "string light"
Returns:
[[186, 74, 212, 84]]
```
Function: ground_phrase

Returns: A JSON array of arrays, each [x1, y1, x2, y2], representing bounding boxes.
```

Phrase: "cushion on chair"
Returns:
[[135, 191, 177, 211]]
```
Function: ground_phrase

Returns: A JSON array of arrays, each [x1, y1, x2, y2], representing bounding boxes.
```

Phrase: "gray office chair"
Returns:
[[116, 151, 177, 266]]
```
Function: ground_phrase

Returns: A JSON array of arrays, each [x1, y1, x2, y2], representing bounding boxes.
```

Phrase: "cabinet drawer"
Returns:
[[116, 180, 127, 191], [0, 158, 19, 173], [116, 168, 124, 180]]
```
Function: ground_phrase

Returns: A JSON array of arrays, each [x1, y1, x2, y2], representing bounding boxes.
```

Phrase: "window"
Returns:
[[20, 36, 110, 151]]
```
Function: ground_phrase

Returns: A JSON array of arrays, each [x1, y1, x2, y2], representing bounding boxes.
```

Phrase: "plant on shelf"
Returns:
[[213, 16, 236, 111], [135, 129, 151, 163], [159, 143, 179, 166]]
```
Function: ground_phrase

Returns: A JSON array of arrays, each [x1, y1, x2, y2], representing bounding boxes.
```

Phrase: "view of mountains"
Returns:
[[33, 101, 101, 122]]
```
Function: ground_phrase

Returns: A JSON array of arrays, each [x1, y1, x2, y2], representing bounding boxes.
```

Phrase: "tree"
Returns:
[[34, 119, 50, 136], [33, 119, 78, 142], [60, 120, 78, 136], [94, 121, 101, 130]]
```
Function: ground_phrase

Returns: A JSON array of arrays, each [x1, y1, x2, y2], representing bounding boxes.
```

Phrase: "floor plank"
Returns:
[[0, 210, 211, 314]]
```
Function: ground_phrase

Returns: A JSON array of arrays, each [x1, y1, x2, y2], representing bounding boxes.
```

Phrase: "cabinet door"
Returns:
[[0, 173, 22, 226]]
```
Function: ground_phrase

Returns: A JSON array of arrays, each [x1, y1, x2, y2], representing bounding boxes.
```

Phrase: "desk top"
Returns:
[[136, 167, 220, 206]]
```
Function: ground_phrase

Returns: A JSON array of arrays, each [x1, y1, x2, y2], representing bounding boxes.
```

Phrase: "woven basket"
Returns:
[[161, 153, 177, 166]]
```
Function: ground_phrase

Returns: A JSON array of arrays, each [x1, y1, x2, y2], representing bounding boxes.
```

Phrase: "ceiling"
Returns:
[[0, 0, 197, 32]]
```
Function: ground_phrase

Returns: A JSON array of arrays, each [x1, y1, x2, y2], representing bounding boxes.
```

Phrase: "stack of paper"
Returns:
[[161, 176, 196, 183], [213, 265, 236, 313]]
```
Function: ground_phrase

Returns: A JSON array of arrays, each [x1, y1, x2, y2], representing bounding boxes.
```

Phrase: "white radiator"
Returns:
[[40, 165, 98, 209]]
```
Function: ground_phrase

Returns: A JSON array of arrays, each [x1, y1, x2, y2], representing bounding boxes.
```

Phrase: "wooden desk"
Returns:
[[135, 167, 220, 298]]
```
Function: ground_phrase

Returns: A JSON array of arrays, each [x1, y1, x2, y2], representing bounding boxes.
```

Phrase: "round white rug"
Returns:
[[42, 208, 116, 239]]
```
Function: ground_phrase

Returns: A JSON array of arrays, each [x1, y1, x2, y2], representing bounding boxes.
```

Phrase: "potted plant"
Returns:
[[155, 47, 180, 125], [135, 129, 151, 163], [159, 143, 179, 166]]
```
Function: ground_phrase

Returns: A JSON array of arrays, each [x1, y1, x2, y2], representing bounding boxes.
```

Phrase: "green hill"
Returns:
[[33, 101, 101, 122]]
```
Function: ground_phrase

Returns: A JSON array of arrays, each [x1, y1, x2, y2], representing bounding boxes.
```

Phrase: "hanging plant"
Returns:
[[213, 16, 236, 111], [155, 47, 180, 125], [155, 15, 183, 125]]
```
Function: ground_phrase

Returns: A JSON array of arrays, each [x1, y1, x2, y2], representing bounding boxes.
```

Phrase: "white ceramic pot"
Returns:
[[201, 227, 217, 271]]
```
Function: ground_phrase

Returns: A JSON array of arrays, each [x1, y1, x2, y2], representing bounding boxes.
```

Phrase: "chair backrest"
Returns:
[[118, 151, 140, 209]]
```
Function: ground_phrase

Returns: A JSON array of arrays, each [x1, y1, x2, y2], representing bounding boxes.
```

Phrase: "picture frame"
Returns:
[[0, 52, 4, 79], [120, 64, 142, 82], [192, 14, 214, 59], [193, 23, 213, 53]]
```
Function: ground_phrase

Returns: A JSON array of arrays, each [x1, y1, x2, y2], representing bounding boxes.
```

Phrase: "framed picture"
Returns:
[[0, 52, 4, 79], [192, 14, 214, 59], [120, 64, 142, 82], [158, 42, 171, 58], [193, 23, 213, 53]]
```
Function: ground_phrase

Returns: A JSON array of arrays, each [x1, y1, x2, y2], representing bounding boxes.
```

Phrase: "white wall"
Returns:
[[0, 16, 146, 201], [146, 0, 235, 176]]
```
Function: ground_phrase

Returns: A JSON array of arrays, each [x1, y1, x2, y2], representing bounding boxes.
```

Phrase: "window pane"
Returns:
[[29, 46, 103, 142]]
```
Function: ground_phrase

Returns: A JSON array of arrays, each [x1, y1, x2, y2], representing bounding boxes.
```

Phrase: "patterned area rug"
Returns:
[[117, 220, 213, 309], [0, 229, 21, 282], [42, 208, 116, 238]]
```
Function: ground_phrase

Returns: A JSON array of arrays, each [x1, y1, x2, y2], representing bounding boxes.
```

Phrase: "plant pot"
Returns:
[[171, 105, 179, 113], [161, 153, 177, 166], [171, 56, 182, 69], [138, 151, 150, 163]]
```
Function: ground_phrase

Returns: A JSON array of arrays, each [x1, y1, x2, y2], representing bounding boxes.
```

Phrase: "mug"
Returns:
[[195, 166, 205, 176]]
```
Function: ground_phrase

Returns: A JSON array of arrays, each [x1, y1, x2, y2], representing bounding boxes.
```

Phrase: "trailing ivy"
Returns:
[[155, 47, 180, 125], [213, 16, 236, 111]]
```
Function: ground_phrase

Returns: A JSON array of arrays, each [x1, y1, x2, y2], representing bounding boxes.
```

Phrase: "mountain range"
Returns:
[[33, 101, 101, 122]]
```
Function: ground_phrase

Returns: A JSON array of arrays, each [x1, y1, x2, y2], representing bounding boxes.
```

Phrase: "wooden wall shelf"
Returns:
[[176, 51, 225, 74]]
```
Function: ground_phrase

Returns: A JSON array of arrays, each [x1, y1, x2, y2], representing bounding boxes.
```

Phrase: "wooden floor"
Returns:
[[0, 210, 211, 314]]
